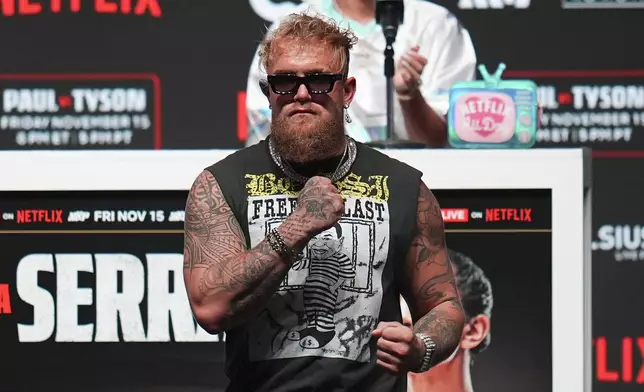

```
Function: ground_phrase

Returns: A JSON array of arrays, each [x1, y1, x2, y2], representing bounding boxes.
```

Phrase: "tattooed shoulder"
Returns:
[[183, 170, 246, 271], [410, 182, 446, 267], [405, 181, 459, 312]]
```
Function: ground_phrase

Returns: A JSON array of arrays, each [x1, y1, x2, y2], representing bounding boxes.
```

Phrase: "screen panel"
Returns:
[[431, 189, 552, 392], [0, 188, 552, 392], [0, 191, 227, 391]]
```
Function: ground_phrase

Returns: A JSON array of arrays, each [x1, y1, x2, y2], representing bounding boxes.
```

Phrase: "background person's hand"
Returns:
[[394, 46, 428, 99]]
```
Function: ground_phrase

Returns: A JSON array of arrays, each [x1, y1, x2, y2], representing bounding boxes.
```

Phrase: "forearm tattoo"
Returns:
[[414, 299, 464, 365], [407, 183, 465, 364], [183, 171, 293, 328]]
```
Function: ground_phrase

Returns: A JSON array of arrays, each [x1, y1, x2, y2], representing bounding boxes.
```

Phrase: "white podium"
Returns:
[[0, 148, 591, 392]]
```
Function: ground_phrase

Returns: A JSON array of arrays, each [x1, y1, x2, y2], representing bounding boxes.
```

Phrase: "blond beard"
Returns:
[[270, 111, 346, 163]]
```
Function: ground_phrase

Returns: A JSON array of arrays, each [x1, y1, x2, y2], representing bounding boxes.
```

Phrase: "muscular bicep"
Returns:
[[183, 170, 247, 300], [402, 181, 459, 319]]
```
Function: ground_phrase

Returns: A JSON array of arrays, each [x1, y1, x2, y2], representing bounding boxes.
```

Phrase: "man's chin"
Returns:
[[276, 127, 327, 141], [272, 135, 330, 162], [270, 116, 344, 162]]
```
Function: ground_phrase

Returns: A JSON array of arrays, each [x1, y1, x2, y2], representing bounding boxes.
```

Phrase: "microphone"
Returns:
[[367, 0, 426, 149], [375, 0, 404, 44]]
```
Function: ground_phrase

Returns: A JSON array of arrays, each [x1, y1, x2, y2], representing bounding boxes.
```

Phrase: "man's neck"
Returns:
[[408, 352, 475, 392], [282, 135, 348, 176], [333, 0, 375, 24], [288, 153, 345, 178]]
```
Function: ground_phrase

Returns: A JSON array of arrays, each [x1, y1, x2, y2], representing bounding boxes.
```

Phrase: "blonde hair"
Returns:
[[258, 12, 358, 76]]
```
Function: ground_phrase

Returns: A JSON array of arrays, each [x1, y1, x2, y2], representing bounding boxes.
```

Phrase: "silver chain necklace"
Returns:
[[268, 135, 357, 185]]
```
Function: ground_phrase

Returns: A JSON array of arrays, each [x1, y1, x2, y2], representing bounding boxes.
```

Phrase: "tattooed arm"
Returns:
[[183, 170, 311, 334], [401, 181, 466, 367]]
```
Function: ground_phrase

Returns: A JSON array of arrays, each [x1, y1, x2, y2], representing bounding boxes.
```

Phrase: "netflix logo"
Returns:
[[16, 209, 63, 224], [0, 0, 162, 17], [485, 208, 532, 222], [595, 336, 644, 384]]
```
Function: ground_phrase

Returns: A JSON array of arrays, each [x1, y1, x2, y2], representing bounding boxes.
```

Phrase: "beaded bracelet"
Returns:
[[267, 228, 303, 262]]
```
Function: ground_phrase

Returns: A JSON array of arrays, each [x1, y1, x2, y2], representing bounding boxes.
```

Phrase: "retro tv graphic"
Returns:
[[448, 63, 539, 149]]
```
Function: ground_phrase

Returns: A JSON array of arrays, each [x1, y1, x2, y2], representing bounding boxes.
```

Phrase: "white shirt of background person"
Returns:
[[245, 0, 477, 147]]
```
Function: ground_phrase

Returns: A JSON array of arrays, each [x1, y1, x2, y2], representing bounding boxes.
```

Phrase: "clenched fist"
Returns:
[[372, 321, 426, 375], [292, 176, 344, 237]]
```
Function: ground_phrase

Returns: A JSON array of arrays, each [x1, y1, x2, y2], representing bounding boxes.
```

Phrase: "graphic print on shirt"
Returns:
[[244, 172, 391, 363]]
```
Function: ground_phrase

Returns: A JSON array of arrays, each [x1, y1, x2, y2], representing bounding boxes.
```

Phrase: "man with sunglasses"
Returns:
[[244, 0, 476, 147], [183, 12, 465, 392]]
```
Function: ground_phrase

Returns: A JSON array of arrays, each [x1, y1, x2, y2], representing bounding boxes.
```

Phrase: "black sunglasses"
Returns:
[[266, 73, 344, 95]]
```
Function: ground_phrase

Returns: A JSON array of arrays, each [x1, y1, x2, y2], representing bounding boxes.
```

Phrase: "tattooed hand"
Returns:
[[287, 176, 344, 238]]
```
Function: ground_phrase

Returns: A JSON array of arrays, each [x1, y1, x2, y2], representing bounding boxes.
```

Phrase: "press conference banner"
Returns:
[[0, 0, 640, 152], [0, 191, 228, 392], [504, 70, 644, 153], [0, 74, 160, 149], [0, 188, 553, 392], [590, 158, 644, 391], [0, 0, 252, 150]]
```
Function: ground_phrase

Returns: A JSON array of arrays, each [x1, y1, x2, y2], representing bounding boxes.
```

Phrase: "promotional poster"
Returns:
[[0, 191, 228, 392], [0, 188, 552, 391], [591, 158, 644, 392], [0, 74, 161, 149], [504, 70, 644, 153], [426, 189, 552, 392]]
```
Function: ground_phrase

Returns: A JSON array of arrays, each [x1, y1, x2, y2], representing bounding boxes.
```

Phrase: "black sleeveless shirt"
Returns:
[[206, 139, 422, 392]]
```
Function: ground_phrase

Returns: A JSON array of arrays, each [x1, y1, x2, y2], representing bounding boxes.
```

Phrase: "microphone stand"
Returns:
[[366, 0, 426, 149]]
